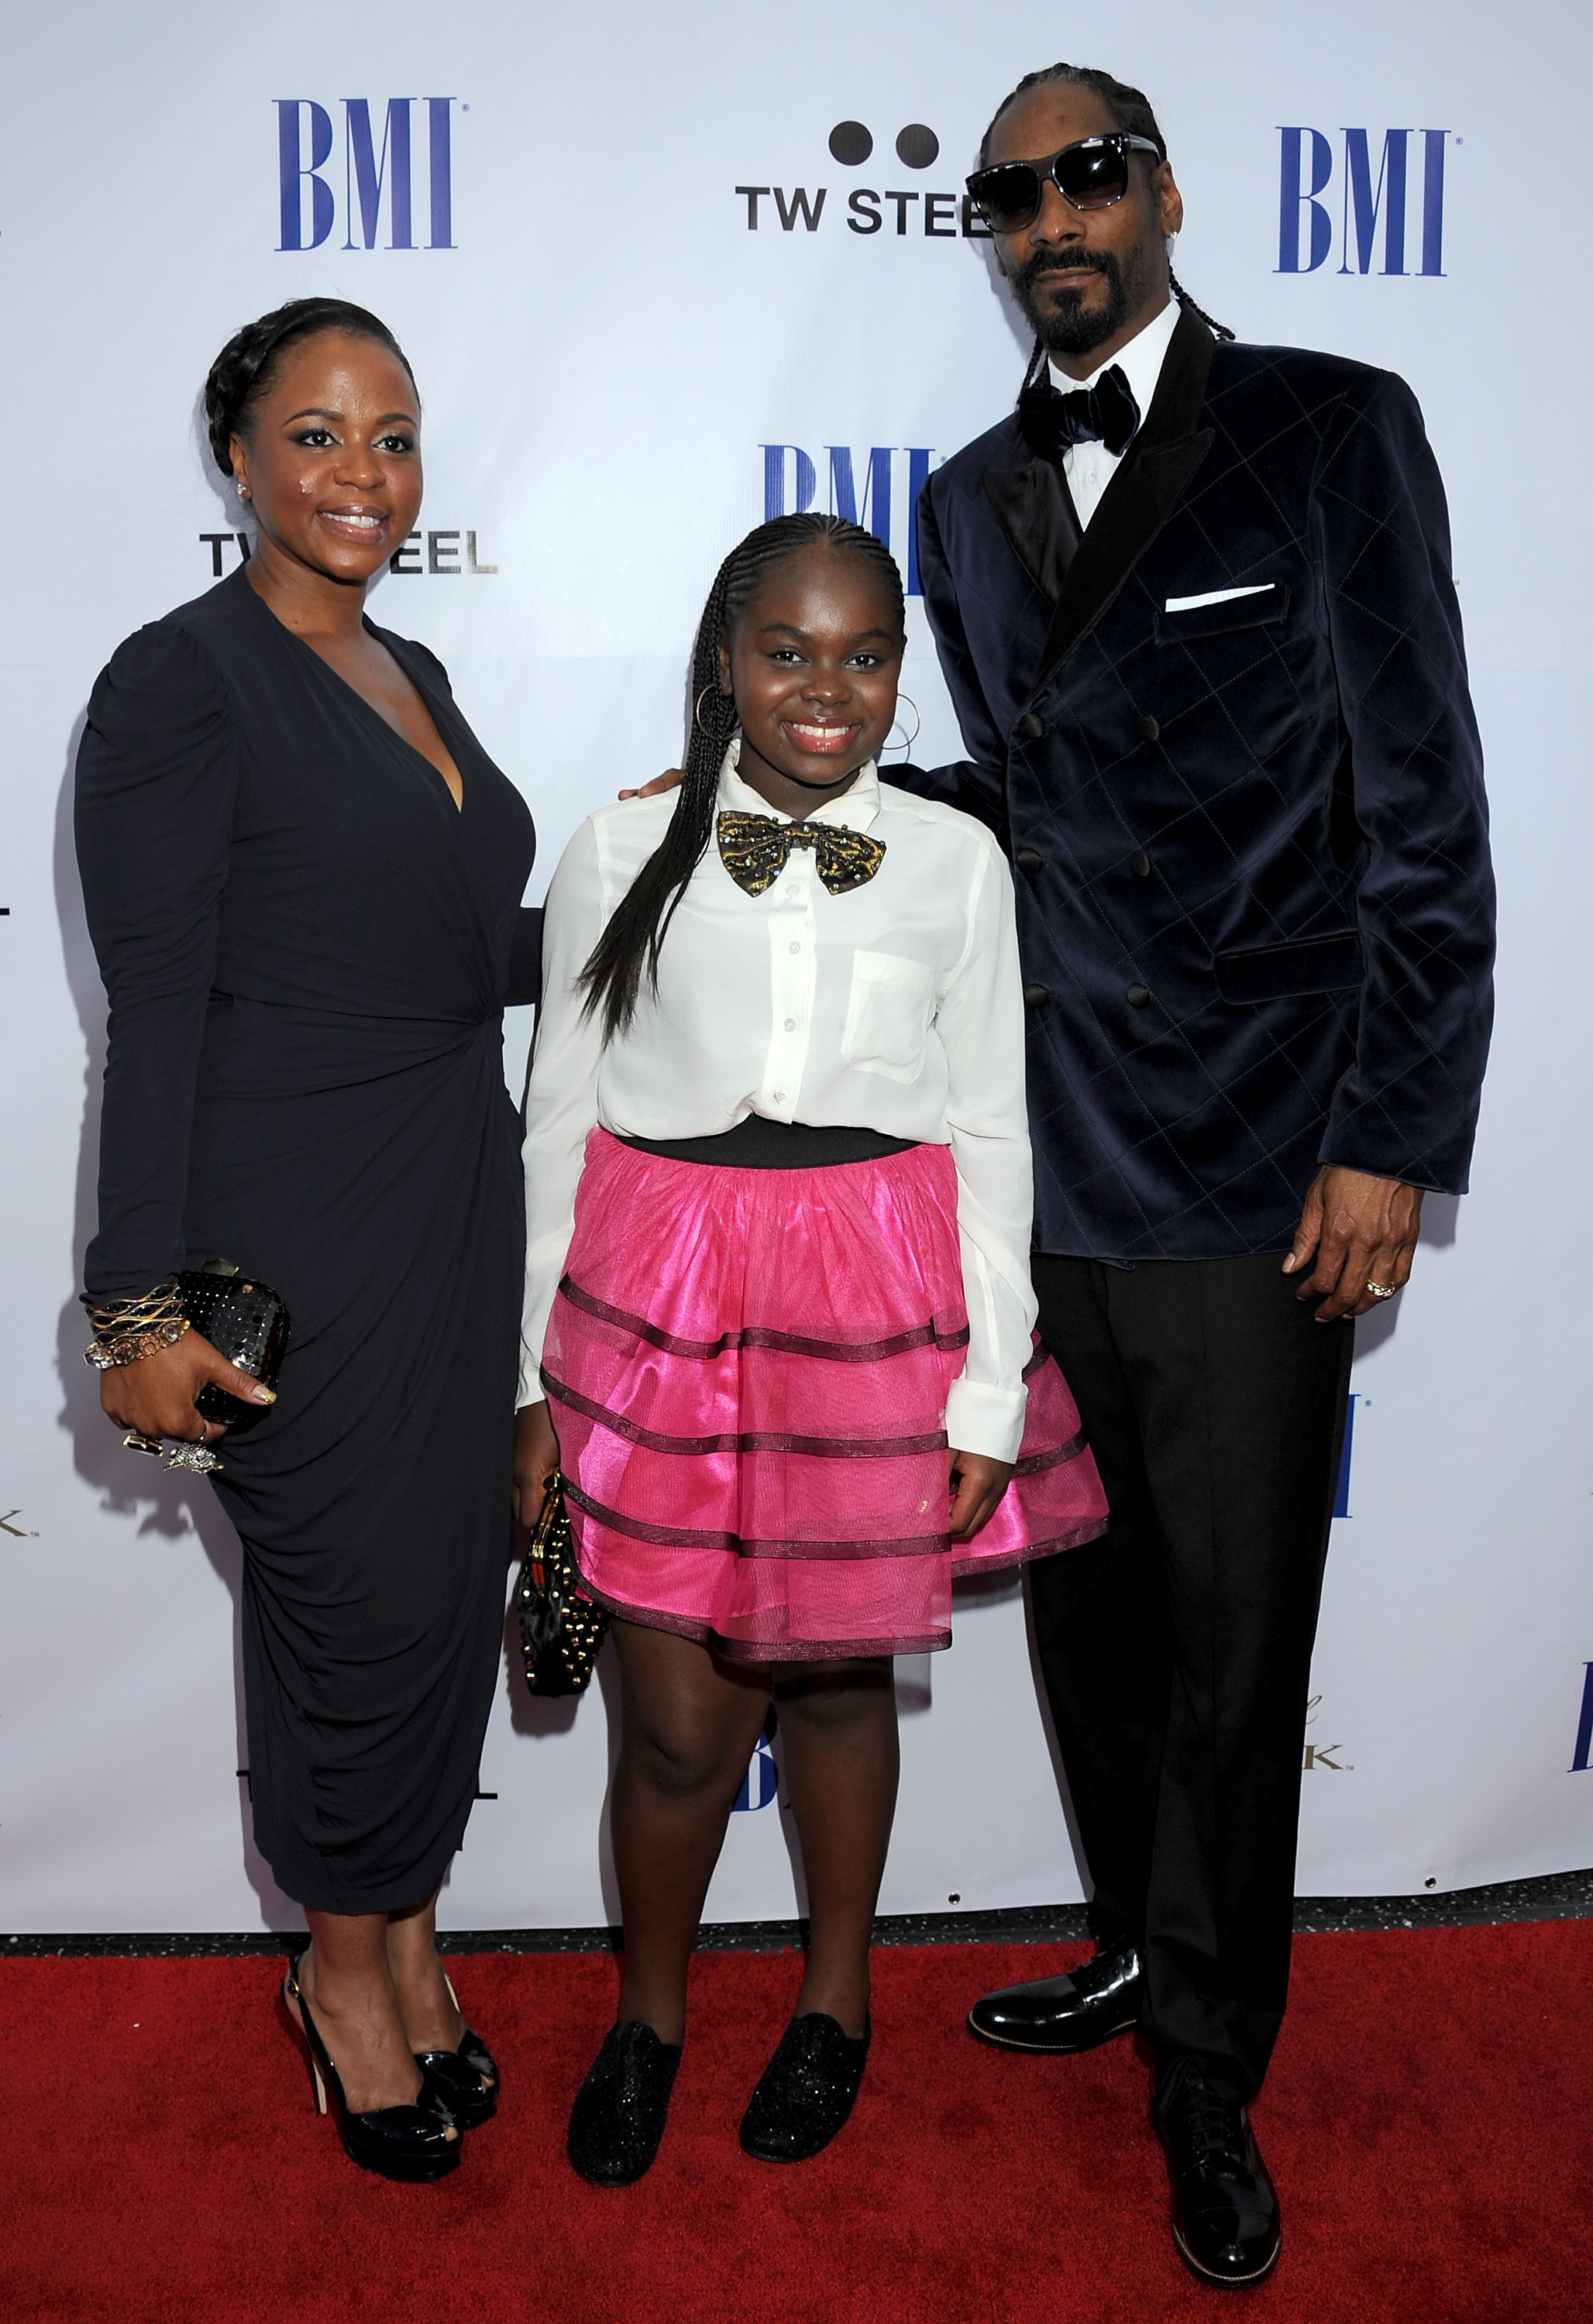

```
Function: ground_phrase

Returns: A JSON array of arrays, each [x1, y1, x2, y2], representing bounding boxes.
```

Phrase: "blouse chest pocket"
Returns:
[[841, 950, 939, 1084]]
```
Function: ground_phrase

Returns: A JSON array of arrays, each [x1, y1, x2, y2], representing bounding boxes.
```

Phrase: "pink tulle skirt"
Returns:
[[542, 1129, 1108, 1662]]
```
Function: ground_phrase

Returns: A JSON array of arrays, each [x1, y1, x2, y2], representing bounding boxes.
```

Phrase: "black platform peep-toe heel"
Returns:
[[415, 1972, 499, 2130], [281, 1955, 463, 2182]]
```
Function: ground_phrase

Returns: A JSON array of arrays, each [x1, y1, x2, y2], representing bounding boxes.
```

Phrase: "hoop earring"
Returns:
[[695, 685, 731, 737], [887, 694, 921, 751]]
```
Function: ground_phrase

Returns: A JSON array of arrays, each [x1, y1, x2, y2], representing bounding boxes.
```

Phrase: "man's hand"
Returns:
[[99, 1329, 275, 1442], [618, 768, 683, 801], [1282, 1165, 1424, 1320], [513, 1399, 561, 1528], [948, 1449, 1014, 1539]]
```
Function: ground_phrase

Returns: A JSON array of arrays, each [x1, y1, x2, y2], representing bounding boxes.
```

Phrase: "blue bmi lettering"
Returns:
[[1277, 127, 1449, 277], [1340, 129, 1412, 277], [276, 98, 456, 253], [277, 101, 335, 252], [827, 446, 892, 547], [1333, 1392, 1357, 1521], [344, 100, 415, 251], [759, 445, 938, 594], [1571, 1664, 1593, 1773], [733, 1706, 780, 1812]]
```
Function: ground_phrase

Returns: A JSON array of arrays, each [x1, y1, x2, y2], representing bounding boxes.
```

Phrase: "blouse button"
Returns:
[[784, 1017, 797, 1032], [772, 1090, 786, 1104], [789, 941, 801, 954]]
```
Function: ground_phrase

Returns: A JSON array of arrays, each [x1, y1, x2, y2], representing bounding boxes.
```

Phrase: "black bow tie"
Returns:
[[1017, 363, 1141, 463]]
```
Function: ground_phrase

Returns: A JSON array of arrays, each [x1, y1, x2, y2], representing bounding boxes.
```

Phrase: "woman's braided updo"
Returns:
[[201, 297, 418, 480], [580, 514, 905, 1040], [980, 62, 1235, 344]]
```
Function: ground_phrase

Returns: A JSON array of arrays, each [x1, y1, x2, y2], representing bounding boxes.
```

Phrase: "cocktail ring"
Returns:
[[1365, 1281, 1399, 1301], [163, 1422, 222, 1475]]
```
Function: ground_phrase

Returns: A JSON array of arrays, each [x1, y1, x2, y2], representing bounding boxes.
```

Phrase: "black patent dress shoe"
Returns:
[[415, 1975, 498, 2130], [740, 2012, 870, 2162], [966, 1939, 1142, 2054], [1154, 2056, 1282, 2288], [567, 2021, 682, 2186]]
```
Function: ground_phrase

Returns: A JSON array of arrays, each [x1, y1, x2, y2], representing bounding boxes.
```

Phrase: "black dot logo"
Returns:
[[828, 120, 874, 166], [895, 124, 939, 170]]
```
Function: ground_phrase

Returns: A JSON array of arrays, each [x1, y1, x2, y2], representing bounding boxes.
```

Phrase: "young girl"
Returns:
[[514, 514, 1106, 2185]]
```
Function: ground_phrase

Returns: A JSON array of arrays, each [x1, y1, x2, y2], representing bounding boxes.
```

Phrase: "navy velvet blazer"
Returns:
[[910, 306, 1495, 1262]]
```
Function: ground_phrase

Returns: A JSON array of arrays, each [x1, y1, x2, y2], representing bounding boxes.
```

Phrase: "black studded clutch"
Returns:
[[518, 1470, 608, 1696], [175, 1259, 291, 1431]]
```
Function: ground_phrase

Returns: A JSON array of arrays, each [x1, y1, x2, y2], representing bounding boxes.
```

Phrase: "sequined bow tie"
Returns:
[[716, 810, 886, 899], [1017, 362, 1141, 462]]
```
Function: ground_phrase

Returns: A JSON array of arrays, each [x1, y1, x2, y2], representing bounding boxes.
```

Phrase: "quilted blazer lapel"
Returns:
[[1030, 307, 1217, 697], [983, 450, 1081, 607]]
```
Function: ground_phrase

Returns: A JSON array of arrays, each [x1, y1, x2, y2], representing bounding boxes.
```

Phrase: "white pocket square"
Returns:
[[1163, 583, 1278, 613]]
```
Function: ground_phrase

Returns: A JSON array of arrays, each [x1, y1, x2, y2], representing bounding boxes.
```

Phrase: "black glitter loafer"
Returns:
[[739, 2012, 870, 2163], [567, 2021, 682, 2186]]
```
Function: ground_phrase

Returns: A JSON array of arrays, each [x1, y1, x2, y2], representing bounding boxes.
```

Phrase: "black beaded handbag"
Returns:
[[177, 1259, 291, 1432], [518, 1470, 608, 1696]]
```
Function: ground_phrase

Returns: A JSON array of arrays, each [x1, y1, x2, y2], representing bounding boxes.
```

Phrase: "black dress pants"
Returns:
[[1028, 1252, 1354, 2099]]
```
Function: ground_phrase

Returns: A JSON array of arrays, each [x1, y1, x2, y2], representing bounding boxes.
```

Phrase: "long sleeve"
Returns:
[[518, 820, 607, 1405], [1313, 374, 1495, 1190], [937, 834, 1036, 1465], [907, 478, 1012, 836], [74, 621, 239, 1298]]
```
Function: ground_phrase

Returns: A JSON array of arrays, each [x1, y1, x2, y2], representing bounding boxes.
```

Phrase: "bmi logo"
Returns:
[[1277, 129, 1450, 276], [762, 445, 939, 596], [1332, 1391, 1359, 1521], [277, 98, 459, 252], [733, 1706, 780, 1812], [737, 119, 992, 242], [1571, 1666, 1593, 1773]]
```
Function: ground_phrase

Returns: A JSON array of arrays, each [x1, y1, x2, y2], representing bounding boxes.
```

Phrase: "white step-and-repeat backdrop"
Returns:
[[2, 2, 1589, 1934]]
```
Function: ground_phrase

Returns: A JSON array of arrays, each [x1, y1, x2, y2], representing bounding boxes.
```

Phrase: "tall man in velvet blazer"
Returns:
[[908, 62, 1494, 2288]]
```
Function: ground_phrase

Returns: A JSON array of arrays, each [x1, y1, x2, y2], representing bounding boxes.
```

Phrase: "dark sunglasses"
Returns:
[[965, 132, 1163, 233]]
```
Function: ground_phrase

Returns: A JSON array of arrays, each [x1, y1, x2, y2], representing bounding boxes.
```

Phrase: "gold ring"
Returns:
[[1365, 1281, 1399, 1301]]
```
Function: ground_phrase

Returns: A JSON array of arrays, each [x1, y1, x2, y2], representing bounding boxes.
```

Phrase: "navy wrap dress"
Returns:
[[75, 562, 537, 1913]]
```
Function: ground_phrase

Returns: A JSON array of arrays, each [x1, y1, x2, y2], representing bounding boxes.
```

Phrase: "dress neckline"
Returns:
[[237, 570, 467, 816]]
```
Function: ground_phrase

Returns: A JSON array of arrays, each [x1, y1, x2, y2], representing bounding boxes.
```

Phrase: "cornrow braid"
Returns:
[[580, 514, 904, 1041], [981, 62, 1234, 342]]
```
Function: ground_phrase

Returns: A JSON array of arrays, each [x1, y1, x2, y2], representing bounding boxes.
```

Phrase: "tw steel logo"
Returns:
[[735, 118, 992, 242]]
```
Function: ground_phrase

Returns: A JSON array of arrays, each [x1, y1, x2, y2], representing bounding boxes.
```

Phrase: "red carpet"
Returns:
[[5, 1925, 1590, 2322]]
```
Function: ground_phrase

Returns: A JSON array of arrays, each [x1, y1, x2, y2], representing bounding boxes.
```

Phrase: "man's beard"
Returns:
[[1012, 244, 1141, 357]]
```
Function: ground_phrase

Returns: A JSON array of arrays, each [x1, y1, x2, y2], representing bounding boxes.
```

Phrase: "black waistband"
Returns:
[[617, 1117, 920, 1171]]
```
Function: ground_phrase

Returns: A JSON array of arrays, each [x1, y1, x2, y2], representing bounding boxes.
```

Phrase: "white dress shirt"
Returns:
[[1048, 293, 1180, 530], [520, 745, 1038, 1461]]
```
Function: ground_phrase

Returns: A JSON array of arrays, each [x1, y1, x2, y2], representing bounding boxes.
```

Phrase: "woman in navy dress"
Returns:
[[75, 300, 536, 2181]]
